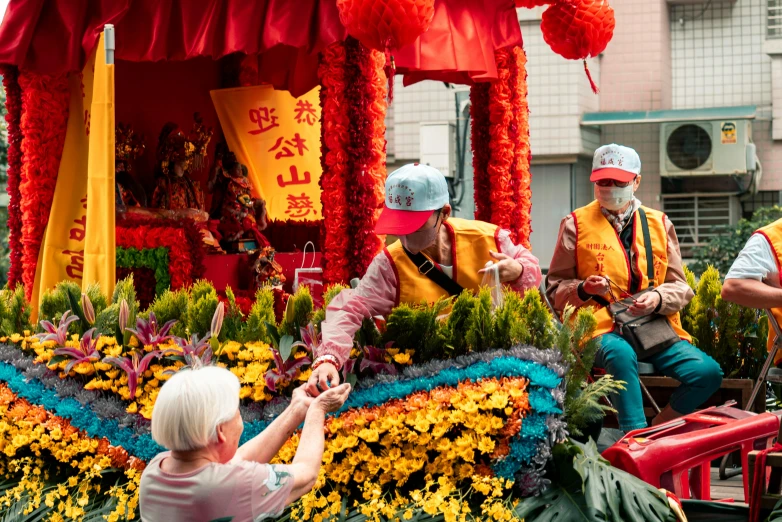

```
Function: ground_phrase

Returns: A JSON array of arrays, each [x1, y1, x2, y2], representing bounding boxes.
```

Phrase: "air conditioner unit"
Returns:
[[419, 122, 456, 178], [660, 120, 756, 177]]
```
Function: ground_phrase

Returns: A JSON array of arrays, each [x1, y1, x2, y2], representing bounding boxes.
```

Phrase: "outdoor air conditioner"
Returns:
[[660, 120, 756, 177], [419, 122, 456, 178]]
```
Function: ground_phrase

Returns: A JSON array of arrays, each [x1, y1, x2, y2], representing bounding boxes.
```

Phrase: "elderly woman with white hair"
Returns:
[[139, 365, 350, 522]]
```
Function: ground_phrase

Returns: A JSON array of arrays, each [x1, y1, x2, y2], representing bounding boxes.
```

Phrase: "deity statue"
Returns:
[[208, 146, 270, 250], [114, 123, 147, 209], [151, 114, 213, 211]]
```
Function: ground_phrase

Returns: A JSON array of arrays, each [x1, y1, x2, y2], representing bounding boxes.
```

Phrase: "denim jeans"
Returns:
[[594, 333, 723, 431]]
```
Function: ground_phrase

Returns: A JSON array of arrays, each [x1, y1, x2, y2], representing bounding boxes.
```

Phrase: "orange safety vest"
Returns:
[[754, 219, 782, 360], [385, 217, 499, 306], [572, 200, 691, 341]]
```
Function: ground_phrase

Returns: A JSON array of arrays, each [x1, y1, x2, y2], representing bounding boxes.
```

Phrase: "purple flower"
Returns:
[[291, 323, 319, 356], [264, 347, 311, 393], [36, 311, 79, 346], [125, 311, 176, 347], [52, 328, 102, 373], [360, 343, 397, 376], [169, 333, 212, 358], [81, 293, 96, 325], [211, 302, 225, 339], [103, 350, 162, 399]]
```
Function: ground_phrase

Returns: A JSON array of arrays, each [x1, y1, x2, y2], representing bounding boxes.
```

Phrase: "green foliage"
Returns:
[[464, 288, 494, 352], [0, 285, 31, 336], [221, 287, 245, 342], [143, 288, 189, 338], [690, 205, 782, 275], [515, 440, 676, 522], [443, 291, 476, 357], [83, 282, 108, 318], [186, 280, 219, 338], [517, 288, 557, 349], [382, 298, 450, 361], [94, 276, 139, 340], [683, 265, 767, 379], [279, 286, 314, 339], [312, 283, 348, 331], [242, 287, 276, 344]]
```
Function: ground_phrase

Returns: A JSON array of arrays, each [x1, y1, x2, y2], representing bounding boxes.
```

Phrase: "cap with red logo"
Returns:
[[590, 144, 642, 183], [375, 163, 450, 235]]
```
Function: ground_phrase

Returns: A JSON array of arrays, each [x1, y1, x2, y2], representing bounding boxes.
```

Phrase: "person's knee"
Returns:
[[691, 356, 723, 393], [599, 336, 638, 365]]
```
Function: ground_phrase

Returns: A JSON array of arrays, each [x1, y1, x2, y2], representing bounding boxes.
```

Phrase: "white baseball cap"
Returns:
[[591, 144, 642, 183], [375, 163, 449, 235]]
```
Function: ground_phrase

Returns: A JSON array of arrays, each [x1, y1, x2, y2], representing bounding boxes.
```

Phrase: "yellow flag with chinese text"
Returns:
[[30, 41, 96, 320], [82, 31, 116, 299], [210, 85, 322, 221]]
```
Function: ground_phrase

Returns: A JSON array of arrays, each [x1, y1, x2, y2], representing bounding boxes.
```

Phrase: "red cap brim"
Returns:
[[590, 168, 637, 183], [375, 206, 434, 235]]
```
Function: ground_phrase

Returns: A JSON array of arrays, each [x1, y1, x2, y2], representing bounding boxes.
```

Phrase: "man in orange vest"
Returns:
[[306, 163, 542, 394], [547, 144, 722, 431], [722, 218, 782, 364]]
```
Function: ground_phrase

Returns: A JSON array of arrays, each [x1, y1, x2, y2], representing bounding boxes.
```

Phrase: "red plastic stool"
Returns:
[[602, 405, 782, 502]]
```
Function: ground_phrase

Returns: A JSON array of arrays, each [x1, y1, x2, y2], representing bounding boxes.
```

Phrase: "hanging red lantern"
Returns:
[[336, 0, 436, 52], [541, 0, 615, 94], [515, 0, 551, 8]]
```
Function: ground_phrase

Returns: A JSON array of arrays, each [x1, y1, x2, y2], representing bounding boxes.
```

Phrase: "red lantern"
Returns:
[[541, 0, 615, 93], [336, 0, 436, 52], [515, 0, 551, 8]]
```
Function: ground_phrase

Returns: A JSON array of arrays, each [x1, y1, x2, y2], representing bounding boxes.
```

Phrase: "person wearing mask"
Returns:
[[721, 217, 782, 364], [546, 144, 721, 432], [306, 163, 542, 394]]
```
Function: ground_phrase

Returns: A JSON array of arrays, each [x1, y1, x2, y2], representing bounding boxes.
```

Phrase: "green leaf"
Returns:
[[210, 337, 220, 355], [345, 372, 358, 388], [279, 335, 294, 361], [264, 321, 281, 348], [47, 354, 69, 367], [514, 485, 591, 522]]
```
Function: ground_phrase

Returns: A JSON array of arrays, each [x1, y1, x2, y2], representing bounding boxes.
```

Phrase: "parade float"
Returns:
[[0, 0, 682, 520]]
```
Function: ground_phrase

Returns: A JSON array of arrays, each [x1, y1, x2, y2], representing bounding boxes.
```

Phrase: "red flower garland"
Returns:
[[487, 49, 515, 232], [319, 42, 352, 284], [1, 66, 24, 289], [469, 83, 492, 223], [512, 46, 532, 249], [116, 217, 206, 290], [346, 37, 387, 279], [18, 72, 70, 298]]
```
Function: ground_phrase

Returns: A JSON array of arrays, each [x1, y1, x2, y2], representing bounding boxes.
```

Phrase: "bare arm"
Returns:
[[236, 389, 309, 464], [722, 278, 782, 309], [284, 384, 351, 504]]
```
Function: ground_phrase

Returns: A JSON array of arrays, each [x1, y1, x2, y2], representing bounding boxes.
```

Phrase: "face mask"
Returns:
[[401, 214, 441, 254], [595, 184, 634, 211]]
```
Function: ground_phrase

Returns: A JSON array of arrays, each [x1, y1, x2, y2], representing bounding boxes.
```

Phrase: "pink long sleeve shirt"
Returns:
[[316, 229, 542, 368]]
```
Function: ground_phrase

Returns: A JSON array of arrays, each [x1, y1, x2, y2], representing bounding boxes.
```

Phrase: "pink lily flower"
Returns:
[[264, 347, 311, 393], [52, 328, 102, 373], [125, 311, 176, 347], [35, 311, 80, 347], [103, 350, 162, 400]]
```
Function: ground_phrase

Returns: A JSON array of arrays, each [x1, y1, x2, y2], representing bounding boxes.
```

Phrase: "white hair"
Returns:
[[151, 366, 240, 451]]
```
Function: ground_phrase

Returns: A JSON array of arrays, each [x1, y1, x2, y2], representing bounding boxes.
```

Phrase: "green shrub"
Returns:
[[464, 288, 494, 353], [312, 284, 348, 331], [690, 206, 782, 275], [242, 287, 276, 344], [444, 291, 476, 357], [186, 280, 219, 338], [0, 285, 32, 336], [95, 276, 138, 340], [279, 286, 314, 339], [142, 288, 189, 338], [221, 287, 245, 342]]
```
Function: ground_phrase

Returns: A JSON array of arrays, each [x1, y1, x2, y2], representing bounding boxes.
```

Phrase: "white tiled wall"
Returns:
[[670, 0, 772, 109]]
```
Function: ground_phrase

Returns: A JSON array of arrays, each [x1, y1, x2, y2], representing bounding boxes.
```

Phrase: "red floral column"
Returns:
[[469, 45, 532, 248], [1, 66, 24, 289], [17, 72, 69, 299]]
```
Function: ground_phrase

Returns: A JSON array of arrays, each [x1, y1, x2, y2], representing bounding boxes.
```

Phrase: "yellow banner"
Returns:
[[210, 85, 322, 221], [30, 46, 96, 320], [82, 31, 116, 299]]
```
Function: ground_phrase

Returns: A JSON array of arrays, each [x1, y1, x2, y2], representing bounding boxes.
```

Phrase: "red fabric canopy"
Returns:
[[0, 0, 522, 92]]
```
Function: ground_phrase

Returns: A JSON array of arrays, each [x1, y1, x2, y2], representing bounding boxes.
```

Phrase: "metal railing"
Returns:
[[771, 0, 782, 39]]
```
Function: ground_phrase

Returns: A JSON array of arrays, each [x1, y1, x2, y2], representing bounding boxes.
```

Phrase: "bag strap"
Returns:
[[637, 207, 655, 288], [403, 247, 465, 297]]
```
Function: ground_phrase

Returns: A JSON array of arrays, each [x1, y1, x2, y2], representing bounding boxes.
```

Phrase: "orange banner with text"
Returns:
[[210, 85, 322, 222]]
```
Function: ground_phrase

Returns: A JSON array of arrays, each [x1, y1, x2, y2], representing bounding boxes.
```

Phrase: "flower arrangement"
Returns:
[[0, 274, 653, 521], [1, 65, 24, 290]]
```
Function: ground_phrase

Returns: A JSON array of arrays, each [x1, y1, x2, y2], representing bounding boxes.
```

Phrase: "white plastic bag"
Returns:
[[293, 241, 324, 306], [481, 261, 504, 310]]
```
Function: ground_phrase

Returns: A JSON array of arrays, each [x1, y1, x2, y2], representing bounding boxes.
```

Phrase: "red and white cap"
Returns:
[[590, 144, 642, 183], [375, 163, 450, 235]]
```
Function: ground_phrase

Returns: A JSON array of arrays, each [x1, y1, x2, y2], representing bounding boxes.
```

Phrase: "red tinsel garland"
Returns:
[[1, 66, 24, 289], [346, 37, 387, 279], [116, 217, 206, 290], [470, 83, 492, 223], [512, 46, 532, 249], [18, 72, 70, 299], [318, 42, 352, 284], [487, 49, 515, 232]]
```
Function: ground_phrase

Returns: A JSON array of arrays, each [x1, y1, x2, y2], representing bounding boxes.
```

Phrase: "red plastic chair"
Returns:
[[602, 405, 782, 502]]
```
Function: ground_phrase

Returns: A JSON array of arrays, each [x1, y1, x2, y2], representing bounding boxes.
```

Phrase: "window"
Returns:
[[662, 195, 739, 259], [741, 191, 781, 219], [771, 0, 782, 39]]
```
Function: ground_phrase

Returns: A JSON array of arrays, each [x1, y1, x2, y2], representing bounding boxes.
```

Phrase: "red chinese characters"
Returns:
[[64, 195, 88, 281], [248, 107, 280, 135], [285, 193, 317, 219], [293, 100, 317, 126], [277, 165, 311, 188], [268, 133, 308, 159]]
